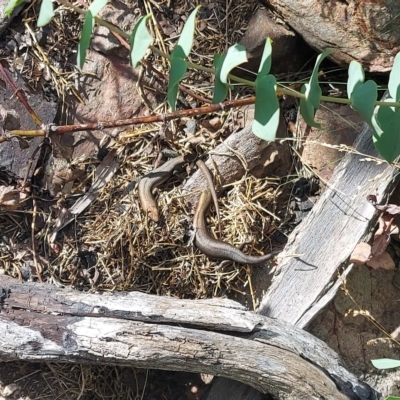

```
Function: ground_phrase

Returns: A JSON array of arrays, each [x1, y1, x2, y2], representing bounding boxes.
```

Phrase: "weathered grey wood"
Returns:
[[204, 116, 397, 400], [259, 122, 398, 327], [0, 275, 377, 400]]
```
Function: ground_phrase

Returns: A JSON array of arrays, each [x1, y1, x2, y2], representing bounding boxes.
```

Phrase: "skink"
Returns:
[[195, 159, 220, 232], [194, 189, 280, 264], [138, 155, 187, 222]]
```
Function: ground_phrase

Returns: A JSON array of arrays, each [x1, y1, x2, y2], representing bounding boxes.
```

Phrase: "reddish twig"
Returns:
[[0, 64, 43, 126], [8, 97, 256, 137]]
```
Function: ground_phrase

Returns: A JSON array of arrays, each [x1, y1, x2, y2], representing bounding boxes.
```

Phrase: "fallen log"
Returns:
[[0, 275, 376, 400]]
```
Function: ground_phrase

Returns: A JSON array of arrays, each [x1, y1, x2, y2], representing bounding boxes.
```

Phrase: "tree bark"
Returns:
[[0, 275, 376, 400]]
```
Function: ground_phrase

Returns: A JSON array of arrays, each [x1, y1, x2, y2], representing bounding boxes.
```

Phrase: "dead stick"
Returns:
[[9, 97, 256, 137]]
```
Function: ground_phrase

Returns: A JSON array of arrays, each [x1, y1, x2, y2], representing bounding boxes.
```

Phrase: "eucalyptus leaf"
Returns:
[[350, 80, 377, 124], [219, 44, 247, 85], [299, 84, 321, 128], [252, 74, 279, 140], [306, 49, 332, 109], [388, 52, 400, 102], [371, 358, 400, 370], [347, 61, 364, 99], [258, 38, 272, 76], [167, 52, 187, 110], [166, 7, 200, 110], [177, 6, 201, 56], [4, 0, 25, 17], [77, 10, 94, 71], [129, 14, 152, 68], [212, 53, 228, 104], [37, 0, 54, 27], [374, 100, 400, 163]]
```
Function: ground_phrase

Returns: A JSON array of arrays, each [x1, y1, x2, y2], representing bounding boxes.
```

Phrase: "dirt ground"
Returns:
[[1, 0, 400, 399]]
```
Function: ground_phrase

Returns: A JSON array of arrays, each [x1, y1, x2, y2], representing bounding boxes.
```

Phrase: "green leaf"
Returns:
[[212, 53, 228, 103], [298, 50, 331, 128], [371, 113, 383, 141], [129, 14, 152, 68], [388, 52, 400, 102], [373, 99, 400, 163], [219, 44, 248, 85], [37, 0, 54, 27], [385, 397, 400, 400], [4, 0, 25, 17], [299, 84, 321, 128], [371, 358, 400, 370], [350, 80, 377, 124], [89, 0, 108, 17], [77, 10, 94, 71], [258, 38, 272, 76], [306, 49, 332, 109], [177, 6, 201, 56], [165, 7, 200, 110], [167, 51, 187, 110], [347, 61, 364, 99], [252, 74, 279, 141]]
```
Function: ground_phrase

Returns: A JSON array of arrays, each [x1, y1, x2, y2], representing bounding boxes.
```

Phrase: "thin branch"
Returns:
[[8, 97, 256, 137]]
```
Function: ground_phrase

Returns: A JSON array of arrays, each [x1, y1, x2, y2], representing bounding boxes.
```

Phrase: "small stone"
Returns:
[[2, 383, 19, 397], [200, 373, 214, 384]]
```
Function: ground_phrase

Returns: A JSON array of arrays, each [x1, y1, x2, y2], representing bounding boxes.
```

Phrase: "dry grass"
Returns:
[[0, 361, 210, 399], [0, 0, 298, 398], [0, 0, 292, 303]]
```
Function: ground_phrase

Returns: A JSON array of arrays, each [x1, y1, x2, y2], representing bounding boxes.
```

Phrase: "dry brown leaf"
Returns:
[[350, 242, 371, 264], [376, 215, 399, 236], [367, 194, 400, 215], [366, 251, 395, 270], [371, 232, 390, 257], [376, 204, 400, 215], [0, 185, 28, 210]]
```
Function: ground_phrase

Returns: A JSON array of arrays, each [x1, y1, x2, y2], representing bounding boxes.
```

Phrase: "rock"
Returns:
[[239, 7, 314, 77], [0, 70, 57, 180], [0, 0, 26, 35], [91, 2, 140, 56], [2, 382, 19, 397], [92, 25, 123, 55], [264, 0, 400, 72], [60, 49, 163, 161], [300, 103, 364, 182]]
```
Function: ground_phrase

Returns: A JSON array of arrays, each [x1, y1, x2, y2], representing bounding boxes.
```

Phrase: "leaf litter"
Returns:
[[350, 194, 400, 270]]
